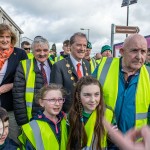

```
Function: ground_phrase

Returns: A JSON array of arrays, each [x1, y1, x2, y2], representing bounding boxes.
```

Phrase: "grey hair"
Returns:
[[31, 36, 50, 50], [70, 32, 87, 45]]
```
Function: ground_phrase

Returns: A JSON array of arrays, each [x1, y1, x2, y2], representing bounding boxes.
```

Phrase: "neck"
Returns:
[[43, 111, 58, 123]]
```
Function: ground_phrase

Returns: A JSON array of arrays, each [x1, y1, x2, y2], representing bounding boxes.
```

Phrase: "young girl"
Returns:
[[19, 84, 68, 150], [67, 76, 113, 150]]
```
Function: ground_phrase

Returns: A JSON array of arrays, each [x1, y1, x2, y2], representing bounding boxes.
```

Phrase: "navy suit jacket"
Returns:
[[0, 47, 27, 111]]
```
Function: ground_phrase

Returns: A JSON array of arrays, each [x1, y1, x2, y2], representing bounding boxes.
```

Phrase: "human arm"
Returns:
[[104, 120, 150, 150], [13, 63, 28, 126], [0, 83, 13, 94]]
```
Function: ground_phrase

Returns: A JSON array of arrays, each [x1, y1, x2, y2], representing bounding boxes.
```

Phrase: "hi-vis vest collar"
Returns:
[[97, 57, 150, 128]]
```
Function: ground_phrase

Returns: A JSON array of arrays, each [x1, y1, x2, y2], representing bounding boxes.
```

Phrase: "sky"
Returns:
[[1, 0, 149, 55]]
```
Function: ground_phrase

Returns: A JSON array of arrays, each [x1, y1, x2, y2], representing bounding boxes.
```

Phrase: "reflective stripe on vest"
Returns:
[[55, 56, 64, 63], [84, 110, 107, 149], [20, 119, 67, 150], [97, 57, 150, 128], [22, 59, 35, 120], [30, 121, 44, 150], [90, 58, 97, 73]]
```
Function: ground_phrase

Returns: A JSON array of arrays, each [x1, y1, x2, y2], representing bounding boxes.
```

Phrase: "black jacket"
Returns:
[[0, 47, 27, 111], [13, 58, 52, 126]]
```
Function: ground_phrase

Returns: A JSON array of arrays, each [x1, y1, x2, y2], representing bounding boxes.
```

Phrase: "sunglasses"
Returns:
[[24, 48, 30, 50]]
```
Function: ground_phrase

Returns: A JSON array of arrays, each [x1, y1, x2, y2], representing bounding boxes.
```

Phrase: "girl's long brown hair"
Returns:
[[67, 76, 105, 150]]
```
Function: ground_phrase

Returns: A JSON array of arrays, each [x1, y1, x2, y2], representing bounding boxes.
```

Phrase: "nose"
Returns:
[[90, 96, 95, 102], [55, 100, 60, 105], [136, 52, 142, 59]]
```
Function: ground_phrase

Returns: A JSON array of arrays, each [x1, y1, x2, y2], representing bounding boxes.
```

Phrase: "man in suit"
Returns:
[[13, 36, 52, 126], [50, 32, 91, 112], [0, 23, 27, 143]]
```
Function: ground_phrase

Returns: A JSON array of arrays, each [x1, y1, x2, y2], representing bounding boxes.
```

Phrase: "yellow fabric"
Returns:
[[19, 119, 67, 150], [85, 110, 107, 148], [97, 57, 150, 128], [22, 59, 35, 120], [27, 53, 34, 59]]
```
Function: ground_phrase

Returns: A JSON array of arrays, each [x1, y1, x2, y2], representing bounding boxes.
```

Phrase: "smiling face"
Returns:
[[0, 121, 9, 145], [0, 32, 11, 50], [80, 84, 100, 113], [32, 42, 49, 63], [120, 34, 147, 73], [39, 90, 63, 119], [70, 35, 87, 61]]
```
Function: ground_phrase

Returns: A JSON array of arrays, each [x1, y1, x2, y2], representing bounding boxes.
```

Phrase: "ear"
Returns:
[[39, 99, 44, 107], [119, 48, 124, 56]]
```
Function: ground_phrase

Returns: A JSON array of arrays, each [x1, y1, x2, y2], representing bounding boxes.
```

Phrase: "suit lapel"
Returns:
[[66, 57, 78, 78]]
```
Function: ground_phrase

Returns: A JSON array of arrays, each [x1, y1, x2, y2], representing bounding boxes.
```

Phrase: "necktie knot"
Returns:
[[77, 63, 81, 68]]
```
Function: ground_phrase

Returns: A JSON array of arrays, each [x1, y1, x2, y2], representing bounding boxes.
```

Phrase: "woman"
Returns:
[[0, 23, 27, 143]]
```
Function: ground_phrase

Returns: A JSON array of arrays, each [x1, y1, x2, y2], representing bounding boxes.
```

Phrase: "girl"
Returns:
[[19, 84, 68, 150], [67, 76, 112, 150]]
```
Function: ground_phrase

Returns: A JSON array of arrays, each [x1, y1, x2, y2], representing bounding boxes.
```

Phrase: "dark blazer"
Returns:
[[13, 58, 53, 126], [50, 56, 91, 112], [0, 47, 27, 111]]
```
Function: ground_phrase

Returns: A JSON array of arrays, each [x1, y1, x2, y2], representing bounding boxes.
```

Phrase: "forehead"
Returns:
[[125, 36, 147, 50], [45, 90, 62, 97], [33, 42, 49, 49], [73, 36, 87, 44], [0, 31, 11, 36], [81, 84, 100, 92]]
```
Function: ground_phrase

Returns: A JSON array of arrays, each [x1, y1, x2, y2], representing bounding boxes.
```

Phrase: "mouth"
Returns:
[[53, 108, 61, 112]]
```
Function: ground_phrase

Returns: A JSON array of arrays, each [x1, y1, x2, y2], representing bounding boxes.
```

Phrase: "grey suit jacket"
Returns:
[[50, 56, 91, 112]]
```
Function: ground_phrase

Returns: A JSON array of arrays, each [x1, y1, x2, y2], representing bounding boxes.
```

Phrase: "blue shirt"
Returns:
[[115, 65, 139, 133], [92, 58, 140, 133]]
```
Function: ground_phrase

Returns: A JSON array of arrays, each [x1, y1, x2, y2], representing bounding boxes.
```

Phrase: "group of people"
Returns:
[[0, 22, 150, 150]]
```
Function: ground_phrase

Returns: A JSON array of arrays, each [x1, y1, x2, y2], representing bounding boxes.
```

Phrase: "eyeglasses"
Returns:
[[42, 98, 65, 104], [24, 48, 30, 51], [34, 49, 49, 53]]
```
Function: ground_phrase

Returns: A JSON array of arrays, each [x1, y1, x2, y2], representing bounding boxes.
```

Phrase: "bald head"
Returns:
[[120, 34, 148, 73], [123, 34, 147, 50]]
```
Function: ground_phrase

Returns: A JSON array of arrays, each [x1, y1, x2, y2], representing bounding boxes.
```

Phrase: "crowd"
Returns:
[[0, 22, 150, 150]]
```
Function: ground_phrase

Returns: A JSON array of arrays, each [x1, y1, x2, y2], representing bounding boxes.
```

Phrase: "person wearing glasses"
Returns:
[[13, 37, 53, 127], [21, 41, 34, 59], [19, 84, 67, 150]]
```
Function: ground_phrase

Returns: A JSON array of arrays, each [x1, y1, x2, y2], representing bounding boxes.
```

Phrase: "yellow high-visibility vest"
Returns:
[[97, 57, 150, 129]]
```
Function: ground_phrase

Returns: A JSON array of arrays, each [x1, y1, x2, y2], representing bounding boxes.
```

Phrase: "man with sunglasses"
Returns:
[[21, 41, 31, 54], [13, 37, 53, 126]]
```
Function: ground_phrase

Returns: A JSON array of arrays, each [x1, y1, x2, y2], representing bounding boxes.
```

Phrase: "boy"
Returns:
[[0, 107, 19, 150]]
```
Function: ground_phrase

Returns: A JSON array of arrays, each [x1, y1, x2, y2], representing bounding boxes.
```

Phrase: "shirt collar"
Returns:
[[37, 60, 49, 67], [70, 54, 82, 67]]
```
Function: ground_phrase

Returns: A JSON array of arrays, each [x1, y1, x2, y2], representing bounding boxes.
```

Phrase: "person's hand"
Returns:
[[104, 120, 150, 150], [0, 83, 13, 94]]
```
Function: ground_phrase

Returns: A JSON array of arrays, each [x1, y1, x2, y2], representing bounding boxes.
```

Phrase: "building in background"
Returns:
[[0, 6, 23, 47]]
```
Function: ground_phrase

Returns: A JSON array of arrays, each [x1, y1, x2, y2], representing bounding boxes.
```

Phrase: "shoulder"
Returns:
[[4, 138, 19, 149], [14, 47, 28, 59]]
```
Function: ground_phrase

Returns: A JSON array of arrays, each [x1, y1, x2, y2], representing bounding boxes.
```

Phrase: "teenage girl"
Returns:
[[19, 84, 68, 150], [67, 76, 112, 150]]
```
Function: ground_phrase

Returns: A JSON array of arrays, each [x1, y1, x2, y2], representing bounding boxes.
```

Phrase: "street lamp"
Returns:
[[80, 28, 90, 41], [121, 0, 138, 37]]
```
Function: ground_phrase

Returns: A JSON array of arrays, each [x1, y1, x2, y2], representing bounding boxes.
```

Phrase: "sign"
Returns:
[[121, 0, 138, 7], [115, 25, 140, 34]]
